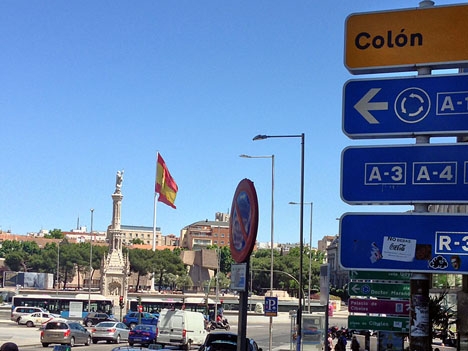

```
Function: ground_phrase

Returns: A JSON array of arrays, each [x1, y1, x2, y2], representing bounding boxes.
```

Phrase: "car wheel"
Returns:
[[92, 339, 98, 344], [26, 321, 34, 328], [69, 337, 75, 347], [86, 320, 93, 327], [115, 335, 121, 344], [86, 336, 91, 346], [42, 344, 49, 348]]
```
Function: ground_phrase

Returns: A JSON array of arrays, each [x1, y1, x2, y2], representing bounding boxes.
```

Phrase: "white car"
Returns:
[[18, 311, 63, 327]]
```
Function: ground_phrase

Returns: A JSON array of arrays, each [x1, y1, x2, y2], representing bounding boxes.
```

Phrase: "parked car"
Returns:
[[11, 306, 49, 323], [91, 321, 130, 344], [83, 311, 116, 327], [128, 324, 157, 347], [40, 321, 91, 347], [199, 331, 263, 351], [123, 311, 159, 329], [18, 311, 63, 327]]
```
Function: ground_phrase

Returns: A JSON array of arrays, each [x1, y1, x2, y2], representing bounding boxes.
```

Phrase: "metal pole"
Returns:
[[88, 208, 94, 313], [252, 133, 305, 351], [299, 134, 305, 348], [308, 203, 313, 313], [56, 242, 60, 295], [239, 153, 275, 351], [269, 155, 275, 351]]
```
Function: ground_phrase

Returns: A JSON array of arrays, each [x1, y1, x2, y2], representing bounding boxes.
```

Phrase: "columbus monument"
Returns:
[[100, 170, 130, 304]]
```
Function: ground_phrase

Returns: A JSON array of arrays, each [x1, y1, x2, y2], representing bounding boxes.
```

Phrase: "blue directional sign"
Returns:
[[341, 143, 468, 204], [339, 212, 468, 274], [343, 73, 468, 138]]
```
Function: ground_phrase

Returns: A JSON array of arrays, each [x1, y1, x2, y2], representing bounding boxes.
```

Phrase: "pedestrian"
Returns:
[[351, 336, 360, 351], [327, 333, 334, 351], [0, 343, 19, 351]]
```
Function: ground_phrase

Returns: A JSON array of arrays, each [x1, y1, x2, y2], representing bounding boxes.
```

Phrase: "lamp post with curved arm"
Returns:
[[253, 133, 305, 350]]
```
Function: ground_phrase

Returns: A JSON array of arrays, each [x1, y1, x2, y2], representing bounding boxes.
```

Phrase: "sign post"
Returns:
[[229, 179, 259, 351]]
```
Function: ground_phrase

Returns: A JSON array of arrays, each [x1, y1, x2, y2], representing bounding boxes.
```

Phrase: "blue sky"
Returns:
[[1, 0, 459, 246]]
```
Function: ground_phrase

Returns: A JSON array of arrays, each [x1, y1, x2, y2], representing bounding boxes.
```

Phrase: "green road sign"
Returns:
[[348, 282, 410, 299], [348, 315, 410, 333], [349, 271, 411, 282]]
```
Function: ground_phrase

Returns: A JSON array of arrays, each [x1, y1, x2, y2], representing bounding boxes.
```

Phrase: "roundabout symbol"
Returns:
[[394, 87, 431, 124]]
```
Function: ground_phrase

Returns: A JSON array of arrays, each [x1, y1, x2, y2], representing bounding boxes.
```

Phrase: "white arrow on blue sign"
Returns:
[[341, 143, 468, 204], [343, 73, 468, 139]]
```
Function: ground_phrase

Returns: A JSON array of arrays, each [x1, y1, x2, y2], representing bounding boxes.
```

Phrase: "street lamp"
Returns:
[[290, 201, 313, 313], [253, 133, 305, 350], [88, 208, 94, 313], [240, 153, 274, 351]]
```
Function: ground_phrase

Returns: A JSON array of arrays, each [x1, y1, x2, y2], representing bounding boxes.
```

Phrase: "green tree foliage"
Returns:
[[249, 247, 325, 297], [150, 249, 186, 291], [45, 229, 64, 239], [2, 240, 41, 272], [430, 290, 456, 342], [129, 249, 155, 291], [130, 238, 144, 245]]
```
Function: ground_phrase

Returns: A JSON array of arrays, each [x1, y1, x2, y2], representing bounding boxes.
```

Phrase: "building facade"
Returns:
[[180, 217, 230, 250]]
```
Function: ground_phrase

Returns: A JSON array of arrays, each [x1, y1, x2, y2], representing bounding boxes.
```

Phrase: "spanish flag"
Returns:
[[155, 153, 178, 209]]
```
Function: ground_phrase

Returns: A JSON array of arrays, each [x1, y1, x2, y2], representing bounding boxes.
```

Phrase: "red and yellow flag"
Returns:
[[155, 153, 178, 209]]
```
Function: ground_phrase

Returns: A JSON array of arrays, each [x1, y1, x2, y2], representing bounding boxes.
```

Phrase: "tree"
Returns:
[[149, 249, 186, 292], [430, 290, 456, 343], [176, 274, 193, 292], [130, 238, 144, 245], [45, 229, 64, 239], [129, 249, 155, 291]]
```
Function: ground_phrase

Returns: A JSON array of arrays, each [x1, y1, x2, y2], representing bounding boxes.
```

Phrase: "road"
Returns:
[[1, 311, 349, 351]]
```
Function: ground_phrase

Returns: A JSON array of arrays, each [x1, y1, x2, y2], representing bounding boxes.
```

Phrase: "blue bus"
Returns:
[[11, 293, 114, 319]]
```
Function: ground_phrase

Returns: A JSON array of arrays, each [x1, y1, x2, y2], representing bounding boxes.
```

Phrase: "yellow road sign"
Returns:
[[345, 4, 468, 74]]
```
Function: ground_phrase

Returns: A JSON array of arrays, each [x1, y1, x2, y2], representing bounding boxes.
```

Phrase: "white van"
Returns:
[[157, 309, 207, 350]]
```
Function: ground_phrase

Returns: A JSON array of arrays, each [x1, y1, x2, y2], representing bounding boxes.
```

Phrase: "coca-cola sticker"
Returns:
[[381, 236, 417, 262]]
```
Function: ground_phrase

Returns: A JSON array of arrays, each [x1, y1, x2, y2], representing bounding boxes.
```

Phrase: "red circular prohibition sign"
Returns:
[[229, 179, 259, 263]]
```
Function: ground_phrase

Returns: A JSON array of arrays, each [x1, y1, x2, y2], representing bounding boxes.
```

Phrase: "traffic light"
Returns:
[[119, 295, 124, 309]]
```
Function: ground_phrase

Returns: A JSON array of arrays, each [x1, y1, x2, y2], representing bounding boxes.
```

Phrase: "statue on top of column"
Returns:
[[115, 170, 124, 193]]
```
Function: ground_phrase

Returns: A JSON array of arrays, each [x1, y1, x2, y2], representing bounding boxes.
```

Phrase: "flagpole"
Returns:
[[151, 152, 159, 292]]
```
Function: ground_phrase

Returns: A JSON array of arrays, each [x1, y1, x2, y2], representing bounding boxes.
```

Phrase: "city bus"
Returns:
[[11, 293, 114, 319], [128, 296, 219, 320]]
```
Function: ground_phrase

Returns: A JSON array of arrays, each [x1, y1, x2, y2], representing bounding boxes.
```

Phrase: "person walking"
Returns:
[[351, 336, 360, 351]]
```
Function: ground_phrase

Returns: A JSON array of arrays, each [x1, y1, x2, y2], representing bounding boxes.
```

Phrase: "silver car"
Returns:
[[91, 321, 130, 344], [40, 321, 91, 347]]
